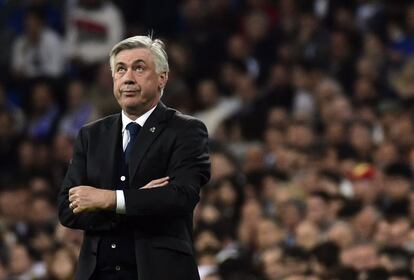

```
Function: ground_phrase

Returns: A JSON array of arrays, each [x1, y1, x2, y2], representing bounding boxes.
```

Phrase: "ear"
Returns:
[[158, 72, 168, 91]]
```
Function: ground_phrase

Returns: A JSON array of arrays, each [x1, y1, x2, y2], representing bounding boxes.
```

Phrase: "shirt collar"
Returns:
[[121, 105, 157, 133]]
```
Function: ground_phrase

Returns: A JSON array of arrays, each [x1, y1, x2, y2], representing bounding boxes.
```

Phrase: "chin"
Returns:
[[123, 103, 141, 110]]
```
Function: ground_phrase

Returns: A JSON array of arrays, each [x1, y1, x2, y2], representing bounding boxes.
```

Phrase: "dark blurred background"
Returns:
[[1, 0, 414, 279]]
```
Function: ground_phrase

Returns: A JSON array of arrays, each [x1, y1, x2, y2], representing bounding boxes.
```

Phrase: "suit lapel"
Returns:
[[128, 102, 174, 184], [100, 114, 123, 189]]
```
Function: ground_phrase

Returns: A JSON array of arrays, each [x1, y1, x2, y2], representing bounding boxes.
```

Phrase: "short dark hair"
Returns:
[[311, 241, 339, 268], [384, 162, 413, 180]]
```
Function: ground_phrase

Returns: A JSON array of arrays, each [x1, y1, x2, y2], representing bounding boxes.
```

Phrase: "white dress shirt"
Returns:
[[116, 106, 157, 214]]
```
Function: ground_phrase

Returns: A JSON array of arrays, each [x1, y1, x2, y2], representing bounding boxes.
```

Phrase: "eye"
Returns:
[[116, 66, 126, 73], [134, 65, 144, 72]]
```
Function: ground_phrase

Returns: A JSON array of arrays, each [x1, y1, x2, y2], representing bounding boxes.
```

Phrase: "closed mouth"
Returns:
[[122, 89, 139, 92], [122, 90, 140, 96]]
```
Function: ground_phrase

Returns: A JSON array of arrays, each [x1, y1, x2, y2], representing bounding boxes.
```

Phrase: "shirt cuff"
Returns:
[[115, 190, 126, 214]]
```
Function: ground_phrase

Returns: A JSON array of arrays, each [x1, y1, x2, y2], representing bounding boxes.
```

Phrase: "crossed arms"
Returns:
[[58, 119, 210, 231]]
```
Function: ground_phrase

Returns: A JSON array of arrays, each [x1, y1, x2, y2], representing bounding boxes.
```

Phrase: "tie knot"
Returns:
[[126, 122, 140, 136]]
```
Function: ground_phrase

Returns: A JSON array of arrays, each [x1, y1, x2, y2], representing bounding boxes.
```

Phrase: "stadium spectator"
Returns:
[[1, 1, 414, 279]]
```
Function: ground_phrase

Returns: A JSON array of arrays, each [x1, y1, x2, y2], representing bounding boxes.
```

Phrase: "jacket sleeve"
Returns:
[[123, 118, 210, 216], [57, 127, 115, 231]]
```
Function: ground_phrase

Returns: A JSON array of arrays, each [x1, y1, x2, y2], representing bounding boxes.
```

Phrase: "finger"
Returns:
[[141, 177, 169, 189], [142, 180, 169, 189], [69, 185, 87, 194], [158, 180, 169, 187], [151, 177, 170, 184], [73, 206, 81, 214], [72, 201, 85, 214], [145, 178, 169, 188], [69, 189, 80, 199], [69, 193, 77, 202], [71, 200, 78, 208], [69, 187, 78, 195]]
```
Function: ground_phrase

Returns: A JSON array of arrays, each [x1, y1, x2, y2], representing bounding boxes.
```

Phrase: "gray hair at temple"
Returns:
[[109, 35, 169, 77]]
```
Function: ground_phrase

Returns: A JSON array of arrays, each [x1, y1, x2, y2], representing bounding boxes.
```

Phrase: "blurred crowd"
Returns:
[[1, 0, 414, 279]]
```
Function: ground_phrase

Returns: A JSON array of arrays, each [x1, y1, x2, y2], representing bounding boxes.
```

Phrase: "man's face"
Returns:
[[306, 196, 327, 225], [113, 48, 167, 118]]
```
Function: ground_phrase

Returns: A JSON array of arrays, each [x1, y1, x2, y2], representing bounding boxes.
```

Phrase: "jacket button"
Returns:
[[115, 265, 121, 271], [120, 176, 126, 181], [111, 243, 116, 249]]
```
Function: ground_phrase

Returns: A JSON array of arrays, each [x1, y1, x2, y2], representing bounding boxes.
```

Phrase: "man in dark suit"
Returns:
[[58, 35, 210, 280]]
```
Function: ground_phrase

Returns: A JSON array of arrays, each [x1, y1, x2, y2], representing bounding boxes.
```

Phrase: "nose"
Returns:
[[122, 68, 135, 85]]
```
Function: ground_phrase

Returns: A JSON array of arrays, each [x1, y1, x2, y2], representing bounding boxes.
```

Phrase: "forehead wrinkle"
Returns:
[[115, 59, 147, 66], [116, 48, 152, 61]]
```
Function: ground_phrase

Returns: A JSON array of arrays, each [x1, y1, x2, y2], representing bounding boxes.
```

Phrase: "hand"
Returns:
[[141, 176, 170, 189], [68, 186, 116, 214]]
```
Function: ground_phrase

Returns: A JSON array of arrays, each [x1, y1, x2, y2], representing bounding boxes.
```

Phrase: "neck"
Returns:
[[124, 103, 157, 120], [124, 111, 142, 120]]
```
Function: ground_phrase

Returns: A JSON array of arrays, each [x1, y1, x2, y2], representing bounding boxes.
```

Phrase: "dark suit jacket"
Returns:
[[58, 102, 210, 280]]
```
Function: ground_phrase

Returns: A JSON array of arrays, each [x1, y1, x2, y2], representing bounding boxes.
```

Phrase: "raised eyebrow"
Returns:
[[115, 62, 126, 68], [132, 59, 146, 66], [115, 60, 146, 68]]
